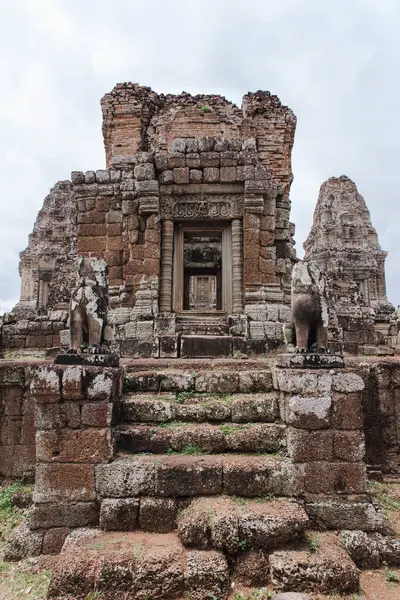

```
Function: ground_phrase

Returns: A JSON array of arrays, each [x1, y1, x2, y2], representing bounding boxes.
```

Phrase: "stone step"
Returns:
[[117, 422, 286, 454], [123, 357, 267, 373], [46, 528, 359, 599], [176, 318, 230, 336], [119, 392, 280, 424], [95, 453, 303, 499], [177, 496, 309, 553], [180, 334, 232, 358], [47, 529, 230, 600], [269, 532, 360, 595], [123, 367, 273, 394]]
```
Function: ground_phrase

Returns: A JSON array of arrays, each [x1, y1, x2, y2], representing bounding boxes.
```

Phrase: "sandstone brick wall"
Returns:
[[361, 361, 400, 474], [27, 364, 122, 554], [0, 364, 35, 480], [101, 83, 296, 196], [275, 366, 368, 499]]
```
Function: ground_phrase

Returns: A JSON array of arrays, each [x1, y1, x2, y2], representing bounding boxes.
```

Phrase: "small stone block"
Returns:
[[276, 354, 345, 369], [180, 335, 232, 359], [55, 353, 120, 367], [100, 498, 139, 531]]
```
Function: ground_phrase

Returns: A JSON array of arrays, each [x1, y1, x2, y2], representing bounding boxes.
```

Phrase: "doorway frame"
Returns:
[[172, 222, 233, 314]]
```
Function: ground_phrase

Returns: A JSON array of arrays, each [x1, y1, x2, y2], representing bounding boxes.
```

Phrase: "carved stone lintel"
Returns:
[[160, 195, 243, 220]]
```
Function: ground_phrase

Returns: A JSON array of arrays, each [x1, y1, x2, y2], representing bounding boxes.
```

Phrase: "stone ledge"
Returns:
[[54, 353, 120, 367], [276, 353, 345, 369]]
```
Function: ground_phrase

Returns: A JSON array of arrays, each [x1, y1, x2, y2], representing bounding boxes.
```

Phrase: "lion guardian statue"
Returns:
[[291, 260, 329, 353], [69, 257, 109, 352]]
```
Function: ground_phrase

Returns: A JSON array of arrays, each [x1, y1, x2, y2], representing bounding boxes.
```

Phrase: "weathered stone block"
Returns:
[[184, 550, 229, 600], [36, 429, 113, 463], [287, 428, 333, 462], [196, 372, 239, 394], [304, 461, 366, 494], [181, 335, 232, 359], [121, 398, 175, 423], [233, 550, 270, 587], [155, 153, 168, 171], [2, 386, 23, 416], [200, 151, 220, 167], [189, 169, 203, 182], [220, 166, 237, 181], [269, 533, 359, 594], [81, 403, 113, 427], [249, 321, 265, 339], [71, 171, 85, 184], [286, 395, 331, 429], [203, 167, 220, 182], [34, 463, 96, 503], [154, 457, 222, 497], [96, 169, 110, 183], [173, 167, 190, 184], [168, 152, 186, 169], [28, 501, 99, 529], [275, 370, 332, 394], [96, 458, 155, 497], [100, 498, 139, 531], [332, 372, 365, 393], [42, 528, 71, 555], [159, 169, 174, 184], [332, 392, 363, 429], [4, 523, 43, 560], [61, 367, 84, 400], [307, 500, 383, 532], [134, 163, 155, 180], [186, 153, 200, 168], [86, 371, 114, 401], [136, 180, 159, 195], [159, 372, 195, 392], [333, 430, 365, 462], [223, 457, 281, 497], [139, 497, 180, 533], [30, 367, 60, 403], [35, 402, 81, 430], [231, 393, 279, 422]]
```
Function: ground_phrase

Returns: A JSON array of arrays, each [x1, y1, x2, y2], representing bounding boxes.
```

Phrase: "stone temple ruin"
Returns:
[[1, 83, 400, 598], [2, 83, 396, 359]]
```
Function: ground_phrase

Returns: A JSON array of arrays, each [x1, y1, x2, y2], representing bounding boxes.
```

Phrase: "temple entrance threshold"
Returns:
[[159, 219, 244, 358]]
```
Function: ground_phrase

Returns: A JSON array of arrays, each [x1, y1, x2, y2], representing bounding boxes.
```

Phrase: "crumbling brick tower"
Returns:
[[4, 83, 298, 357], [304, 175, 395, 354], [78, 84, 298, 357]]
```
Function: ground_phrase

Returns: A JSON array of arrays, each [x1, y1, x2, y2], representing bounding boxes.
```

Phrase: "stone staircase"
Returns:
[[45, 362, 360, 598], [21, 358, 387, 599]]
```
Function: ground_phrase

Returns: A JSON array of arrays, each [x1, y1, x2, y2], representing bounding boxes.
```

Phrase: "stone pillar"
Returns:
[[274, 362, 382, 532], [159, 220, 174, 312], [232, 219, 243, 314], [27, 365, 121, 554]]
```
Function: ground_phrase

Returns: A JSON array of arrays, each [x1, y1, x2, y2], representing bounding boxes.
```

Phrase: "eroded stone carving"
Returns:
[[160, 195, 243, 220], [69, 258, 109, 352], [291, 260, 329, 353]]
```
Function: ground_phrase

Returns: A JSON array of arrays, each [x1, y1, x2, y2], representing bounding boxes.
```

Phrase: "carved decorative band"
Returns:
[[160, 196, 244, 220]]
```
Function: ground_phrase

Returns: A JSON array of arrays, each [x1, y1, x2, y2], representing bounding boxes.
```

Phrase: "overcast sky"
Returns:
[[1, 0, 400, 312]]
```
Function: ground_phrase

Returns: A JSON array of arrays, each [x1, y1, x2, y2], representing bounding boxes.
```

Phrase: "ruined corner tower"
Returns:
[[3, 83, 298, 357], [304, 175, 395, 354]]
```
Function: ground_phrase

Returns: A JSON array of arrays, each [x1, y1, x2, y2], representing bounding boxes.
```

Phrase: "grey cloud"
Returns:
[[1, 0, 400, 309]]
